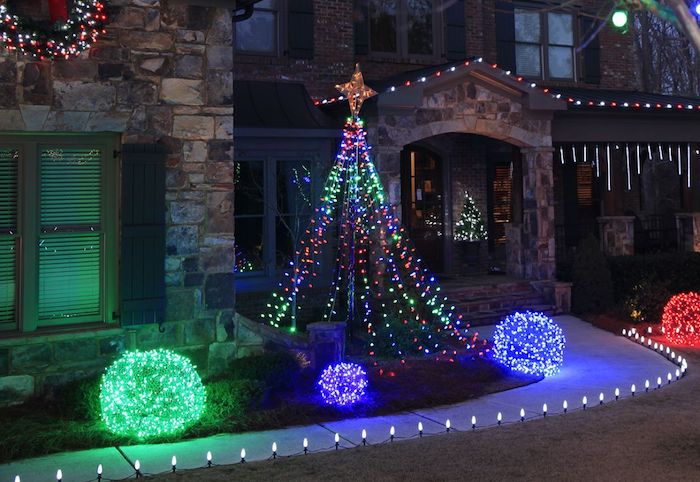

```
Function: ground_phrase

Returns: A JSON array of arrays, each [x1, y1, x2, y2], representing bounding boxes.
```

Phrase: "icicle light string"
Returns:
[[606, 143, 612, 191], [625, 144, 632, 191], [17, 328, 688, 482]]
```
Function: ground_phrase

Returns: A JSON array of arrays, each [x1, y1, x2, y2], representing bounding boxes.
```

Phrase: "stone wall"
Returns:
[[598, 216, 635, 256], [0, 0, 236, 402]]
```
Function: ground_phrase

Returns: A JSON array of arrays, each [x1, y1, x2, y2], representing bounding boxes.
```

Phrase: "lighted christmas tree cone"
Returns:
[[454, 191, 487, 269], [262, 65, 473, 361]]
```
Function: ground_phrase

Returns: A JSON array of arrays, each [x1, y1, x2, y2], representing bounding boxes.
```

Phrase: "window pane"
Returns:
[[257, 0, 276, 8], [0, 238, 15, 326], [235, 217, 264, 272], [369, 0, 397, 53], [38, 233, 101, 322], [235, 10, 276, 53], [548, 13, 573, 45], [276, 215, 310, 268], [548, 46, 573, 78], [41, 148, 101, 228], [407, 0, 433, 55], [277, 161, 314, 215], [514, 9, 540, 43], [0, 149, 18, 231], [234, 161, 264, 215], [516, 43, 541, 77]]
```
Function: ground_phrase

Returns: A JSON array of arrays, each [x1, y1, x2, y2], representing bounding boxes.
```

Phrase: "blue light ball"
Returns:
[[492, 311, 566, 377], [317, 362, 368, 407]]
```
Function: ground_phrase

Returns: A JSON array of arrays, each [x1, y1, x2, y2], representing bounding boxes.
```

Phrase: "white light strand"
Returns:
[[606, 143, 612, 191], [636, 143, 641, 174], [678, 144, 682, 175], [595, 145, 600, 178], [559, 146, 565, 165], [688, 143, 692, 188], [647, 143, 652, 160], [625, 143, 631, 190], [572, 145, 577, 163], [583, 144, 588, 164], [659, 143, 664, 161]]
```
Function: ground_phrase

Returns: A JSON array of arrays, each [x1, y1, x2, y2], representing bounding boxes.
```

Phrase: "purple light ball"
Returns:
[[317, 362, 368, 407]]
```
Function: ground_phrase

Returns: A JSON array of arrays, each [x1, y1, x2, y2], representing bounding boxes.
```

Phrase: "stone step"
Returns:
[[462, 304, 558, 327]]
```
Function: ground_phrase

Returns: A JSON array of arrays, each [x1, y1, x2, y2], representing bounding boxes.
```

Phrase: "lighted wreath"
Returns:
[[0, 1, 107, 60]]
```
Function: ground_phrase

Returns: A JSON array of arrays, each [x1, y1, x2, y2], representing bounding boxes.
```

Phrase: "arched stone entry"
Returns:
[[365, 62, 564, 280]]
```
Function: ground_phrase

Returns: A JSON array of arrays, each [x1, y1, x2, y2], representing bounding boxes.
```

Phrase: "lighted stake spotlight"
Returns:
[[57, 470, 63, 482], [543, 403, 548, 417], [272, 442, 278, 459], [418, 422, 423, 437], [362, 429, 367, 445], [207, 451, 213, 467], [520, 408, 525, 422], [668, 373, 673, 384], [657, 377, 662, 388], [171, 456, 177, 473], [497, 412, 502, 426], [390, 426, 395, 442], [645, 380, 650, 392], [240, 449, 246, 463], [615, 388, 620, 400], [563, 400, 568, 413], [135, 461, 141, 478], [471, 416, 477, 430], [334, 433, 340, 450], [631, 384, 636, 396], [582, 396, 587, 410], [303, 438, 309, 454], [445, 419, 451, 433], [599, 393, 604, 405]]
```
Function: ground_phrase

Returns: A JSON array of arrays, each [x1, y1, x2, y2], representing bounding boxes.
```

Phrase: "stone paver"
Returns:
[[0, 316, 681, 482]]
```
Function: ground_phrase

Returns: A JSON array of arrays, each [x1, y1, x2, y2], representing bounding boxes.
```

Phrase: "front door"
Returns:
[[401, 147, 444, 272]]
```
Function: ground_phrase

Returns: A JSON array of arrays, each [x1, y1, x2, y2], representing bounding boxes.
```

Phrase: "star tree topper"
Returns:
[[336, 64, 377, 118]]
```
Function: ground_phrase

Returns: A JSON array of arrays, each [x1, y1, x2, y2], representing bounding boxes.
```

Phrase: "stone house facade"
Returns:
[[0, 0, 245, 404]]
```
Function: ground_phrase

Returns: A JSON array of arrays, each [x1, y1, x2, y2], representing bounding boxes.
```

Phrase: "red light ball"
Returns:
[[662, 292, 700, 346]]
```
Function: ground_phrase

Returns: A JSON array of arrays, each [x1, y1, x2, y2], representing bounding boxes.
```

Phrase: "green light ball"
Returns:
[[100, 349, 206, 439], [612, 10, 628, 28]]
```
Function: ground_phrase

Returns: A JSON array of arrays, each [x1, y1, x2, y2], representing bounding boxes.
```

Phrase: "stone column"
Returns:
[[675, 213, 700, 252], [307, 322, 347, 370], [505, 222, 523, 277], [597, 216, 635, 256], [520, 147, 556, 280]]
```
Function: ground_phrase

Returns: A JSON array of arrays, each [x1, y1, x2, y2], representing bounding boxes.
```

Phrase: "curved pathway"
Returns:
[[0, 316, 683, 481]]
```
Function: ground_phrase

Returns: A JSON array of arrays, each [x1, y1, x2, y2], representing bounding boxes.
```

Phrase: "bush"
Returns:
[[623, 278, 672, 324], [203, 378, 264, 424], [571, 235, 613, 314], [52, 376, 103, 421]]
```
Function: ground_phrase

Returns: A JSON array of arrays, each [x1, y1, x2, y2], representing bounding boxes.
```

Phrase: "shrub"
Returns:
[[52, 376, 102, 421], [203, 379, 264, 424], [100, 349, 206, 439], [623, 278, 672, 324], [571, 235, 613, 314], [492, 311, 566, 377]]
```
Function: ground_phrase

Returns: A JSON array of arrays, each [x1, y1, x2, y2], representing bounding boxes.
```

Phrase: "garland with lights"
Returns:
[[0, 1, 107, 60]]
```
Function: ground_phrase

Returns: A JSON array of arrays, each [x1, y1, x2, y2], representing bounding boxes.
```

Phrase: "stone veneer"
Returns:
[[597, 216, 635, 256], [0, 1, 239, 403]]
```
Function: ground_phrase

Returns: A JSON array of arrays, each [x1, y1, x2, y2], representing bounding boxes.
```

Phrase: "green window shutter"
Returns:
[[38, 147, 102, 324], [120, 144, 166, 326], [0, 148, 18, 328]]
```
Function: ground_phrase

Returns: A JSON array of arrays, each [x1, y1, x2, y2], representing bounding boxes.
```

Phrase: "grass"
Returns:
[[0, 350, 537, 464]]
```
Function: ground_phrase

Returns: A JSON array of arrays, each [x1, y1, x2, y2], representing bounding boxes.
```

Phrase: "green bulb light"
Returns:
[[612, 9, 628, 29], [100, 349, 206, 439]]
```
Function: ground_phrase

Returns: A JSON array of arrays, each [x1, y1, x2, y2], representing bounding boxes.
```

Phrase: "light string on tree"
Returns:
[[0, 1, 107, 60]]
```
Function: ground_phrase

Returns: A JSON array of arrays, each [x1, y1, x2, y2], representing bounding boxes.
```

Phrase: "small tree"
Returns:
[[454, 192, 487, 242]]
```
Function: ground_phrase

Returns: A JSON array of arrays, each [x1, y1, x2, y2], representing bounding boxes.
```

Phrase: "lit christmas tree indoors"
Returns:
[[454, 191, 487, 242], [262, 65, 471, 361]]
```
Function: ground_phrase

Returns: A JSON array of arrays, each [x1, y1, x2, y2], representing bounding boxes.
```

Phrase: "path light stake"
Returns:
[[14, 476, 19, 482], [445, 419, 451, 433], [582, 396, 587, 410], [471, 416, 477, 430], [622, 329, 626, 336], [657, 377, 662, 389], [615, 388, 620, 401], [390, 426, 395, 442], [334, 433, 340, 450], [520, 408, 525, 422], [303, 438, 309, 454], [599, 393, 604, 405], [240, 448, 246, 464], [56, 470, 62, 482], [631, 384, 636, 396], [272, 442, 278, 459], [668, 373, 672, 385], [543, 403, 548, 417], [97, 464, 103, 482], [497, 412, 502, 426], [676, 369, 680, 381], [171, 456, 177, 473], [645, 380, 650, 392], [362, 429, 367, 446], [134, 460, 141, 479], [207, 451, 213, 467], [563, 400, 568, 413], [418, 422, 423, 438]]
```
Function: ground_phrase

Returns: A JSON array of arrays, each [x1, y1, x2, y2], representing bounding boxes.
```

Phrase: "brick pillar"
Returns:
[[520, 147, 556, 280], [597, 216, 634, 256], [675, 213, 700, 252]]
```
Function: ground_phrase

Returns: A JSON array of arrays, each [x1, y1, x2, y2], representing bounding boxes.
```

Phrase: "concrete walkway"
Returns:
[[0, 316, 683, 482]]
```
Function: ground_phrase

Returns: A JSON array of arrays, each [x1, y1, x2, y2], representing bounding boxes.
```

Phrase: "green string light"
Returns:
[[100, 349, 206, 439]]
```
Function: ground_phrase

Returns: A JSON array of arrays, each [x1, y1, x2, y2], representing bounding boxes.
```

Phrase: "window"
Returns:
[[0, 135, 118, 333], [365, 0, 440, 57], [234, 157, 320, 280], [235, 0, 279, 55], [514, 9, 574, 80]]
